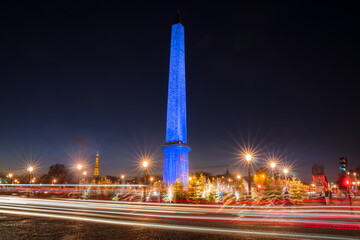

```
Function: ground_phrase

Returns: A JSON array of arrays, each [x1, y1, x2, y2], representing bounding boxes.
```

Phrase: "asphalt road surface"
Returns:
[[0, 196, 359, 240]]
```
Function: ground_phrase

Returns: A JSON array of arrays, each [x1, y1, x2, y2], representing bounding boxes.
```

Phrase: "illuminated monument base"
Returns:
[[162, 142, 190, 184]]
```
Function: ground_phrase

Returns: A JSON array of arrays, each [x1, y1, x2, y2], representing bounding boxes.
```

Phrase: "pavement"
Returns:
[[0, 195, 359, 240]]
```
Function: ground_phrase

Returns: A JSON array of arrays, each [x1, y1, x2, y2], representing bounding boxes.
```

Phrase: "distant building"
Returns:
[[215, 169, 234, 180], [93, 151, 99, 179]]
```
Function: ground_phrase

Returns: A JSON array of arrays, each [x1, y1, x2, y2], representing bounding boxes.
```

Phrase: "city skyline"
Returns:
[[0, 2, 359, 183]]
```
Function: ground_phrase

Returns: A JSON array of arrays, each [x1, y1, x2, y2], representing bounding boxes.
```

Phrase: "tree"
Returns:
[[289, 178, 308, 202], [39, 174, 51, 183], [47, 164, 72, 184], [188, 174, 205, 201], [106, 175, 119, 183], [256, 177, 283, 204], [204, 180, 220, 203], [253, 168, 269, 188], [173, 181, 187, 202]]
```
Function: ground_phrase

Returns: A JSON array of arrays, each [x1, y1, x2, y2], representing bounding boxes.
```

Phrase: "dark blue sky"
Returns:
[[0, 2, 359, 182]]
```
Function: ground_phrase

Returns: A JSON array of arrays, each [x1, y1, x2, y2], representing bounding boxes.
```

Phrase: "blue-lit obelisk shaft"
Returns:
[[162, 12, 190, 185], [166, 22, 186, 143]]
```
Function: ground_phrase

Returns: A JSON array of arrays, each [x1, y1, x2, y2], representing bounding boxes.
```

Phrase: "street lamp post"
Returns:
[[121, 175, 125, 184], [283, 168, 289, 185], [150, 177, 154, 187], [83, 171, 87, 184], [8, 173, 13, 184], [143, 161, 148, 185], [283, 168, 289, 197], [246, 154, 252, 196], [236, 175, 241, 190], [142, 161, 148, 202], [27, 166, 34, 184], [77, 164, 82, 190], [270, 162, 276, 185]]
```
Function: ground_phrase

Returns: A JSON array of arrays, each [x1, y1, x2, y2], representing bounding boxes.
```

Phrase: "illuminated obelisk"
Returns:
[[162, 10, 190, 185]]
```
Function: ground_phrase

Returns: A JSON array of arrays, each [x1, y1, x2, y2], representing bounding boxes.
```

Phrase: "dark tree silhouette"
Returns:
[[46, 163, 72, 184], [106, 175, 119, 183]]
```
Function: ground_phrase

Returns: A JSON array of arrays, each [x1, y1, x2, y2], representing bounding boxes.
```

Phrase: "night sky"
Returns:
[[0, 2, 359, 182]]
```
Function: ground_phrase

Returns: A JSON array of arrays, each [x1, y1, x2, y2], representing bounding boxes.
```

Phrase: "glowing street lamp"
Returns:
[[245, 154, 252, 196], [142, 161, 148, 168]]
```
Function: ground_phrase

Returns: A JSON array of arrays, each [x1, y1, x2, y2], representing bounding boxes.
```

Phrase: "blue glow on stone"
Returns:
[[162, 145, 190, 184], [165, 23, 187, 143], [163, 22, 190, 185]]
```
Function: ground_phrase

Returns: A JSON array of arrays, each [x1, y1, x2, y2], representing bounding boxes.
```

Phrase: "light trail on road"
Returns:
[[0, 208, 356, 240], [0, 184, 146, 187], [0, 196, 359, 239], [1, 184, 358, 206]]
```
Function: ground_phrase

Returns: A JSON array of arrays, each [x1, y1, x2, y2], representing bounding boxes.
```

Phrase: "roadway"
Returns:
[[0, 196, 359, 239]]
